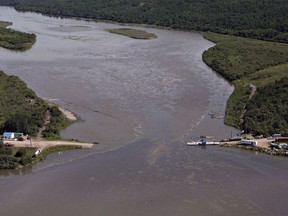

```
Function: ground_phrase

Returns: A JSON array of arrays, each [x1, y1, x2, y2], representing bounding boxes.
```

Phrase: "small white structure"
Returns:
[[3, 132, 15, 140], [34, 149, 41, 157]]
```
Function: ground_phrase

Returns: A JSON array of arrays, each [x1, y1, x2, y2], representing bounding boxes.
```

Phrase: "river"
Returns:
[[0, 7, 287, 216]]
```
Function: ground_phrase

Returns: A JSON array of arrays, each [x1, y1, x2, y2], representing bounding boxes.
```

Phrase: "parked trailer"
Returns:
[[240, 139, 257, 146], [274, 137, 288, 143]]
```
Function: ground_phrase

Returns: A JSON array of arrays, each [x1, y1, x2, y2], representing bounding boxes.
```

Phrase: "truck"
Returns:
[[240, 139, 257, 147]]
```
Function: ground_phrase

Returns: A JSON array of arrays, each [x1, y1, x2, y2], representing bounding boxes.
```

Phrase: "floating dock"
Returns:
[[187, 141, 220, 146]]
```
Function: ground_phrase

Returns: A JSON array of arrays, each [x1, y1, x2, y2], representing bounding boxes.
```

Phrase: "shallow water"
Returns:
[[0, 7, 287, 216]]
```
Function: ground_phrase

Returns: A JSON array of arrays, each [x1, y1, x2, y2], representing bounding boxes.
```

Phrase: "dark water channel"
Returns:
[[0, 7, 287, 216]]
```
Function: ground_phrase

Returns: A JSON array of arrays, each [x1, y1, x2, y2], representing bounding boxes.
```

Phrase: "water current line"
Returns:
[[181, 109, 209, 142], [44, 98, 144, 141]]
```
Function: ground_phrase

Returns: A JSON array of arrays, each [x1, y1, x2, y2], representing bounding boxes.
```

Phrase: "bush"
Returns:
[[14, 148, 27, 157], [19, 156, 32, 166], [0, 155, 18, 169], [0, 145, 13, 155]]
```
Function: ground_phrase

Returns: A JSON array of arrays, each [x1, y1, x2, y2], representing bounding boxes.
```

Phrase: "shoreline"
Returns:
[[219, 136, 288, 157], [220, 143, 288, 158], [58, 106, 77, 121]]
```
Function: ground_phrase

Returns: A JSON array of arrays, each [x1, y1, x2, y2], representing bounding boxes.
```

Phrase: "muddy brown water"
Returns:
[[0, 7, 287, 216]]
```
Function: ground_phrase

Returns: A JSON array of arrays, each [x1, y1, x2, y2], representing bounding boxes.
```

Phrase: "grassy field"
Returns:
[[203, 32, 288, 134], [106, 28, 157, 40]]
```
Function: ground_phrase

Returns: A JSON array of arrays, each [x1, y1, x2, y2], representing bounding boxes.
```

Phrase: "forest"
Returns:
[[0, 71, 48, 136], [243, 77, 288, 136], [0, 0, 287, 42], [203, 32, 288, 135], [0, 71, 72, 139]]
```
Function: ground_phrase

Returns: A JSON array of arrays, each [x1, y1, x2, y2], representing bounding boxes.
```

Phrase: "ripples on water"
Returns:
[[0, 7, 287, 216]]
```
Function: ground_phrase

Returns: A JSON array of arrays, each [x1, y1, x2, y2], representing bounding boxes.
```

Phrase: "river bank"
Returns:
[[220, 138, 288, 157], [203, 32, 288, 135]]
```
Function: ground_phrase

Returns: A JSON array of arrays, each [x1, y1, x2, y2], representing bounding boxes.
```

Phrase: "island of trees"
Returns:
[[0, 21, 36, 50], [0, 1, 287, 136]]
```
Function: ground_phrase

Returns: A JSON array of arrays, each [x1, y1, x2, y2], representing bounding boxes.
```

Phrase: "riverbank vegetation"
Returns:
[[203, 33, 288, 136], [0, 20, 36, 50], [106, 28, 157, 39], [0, 0, 287, 42], [0, 144, 36, 169], [33, 145, 82, 164], [0, 143, 82, 169], [43, 106, 73, 140], [0, 71, 73, 139], [0, 71, 48, 136], [0, 21, 12, 28], [243, 77, 288, 136]]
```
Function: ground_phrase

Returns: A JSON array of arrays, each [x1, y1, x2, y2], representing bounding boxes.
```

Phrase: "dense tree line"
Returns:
[[243, 77, 288, 136], [0, 0, 287, 42], [42, 106, 72, 140], [0, 71, 72, 138], [0, 71, 48, 136]]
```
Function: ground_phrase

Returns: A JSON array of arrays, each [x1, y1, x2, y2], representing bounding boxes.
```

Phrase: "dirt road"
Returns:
[[4, 139, 94, 150]]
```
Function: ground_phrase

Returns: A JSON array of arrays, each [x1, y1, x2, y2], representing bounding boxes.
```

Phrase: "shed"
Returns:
[[14, 133, 24, 138], [3, 132, 15, 139]]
